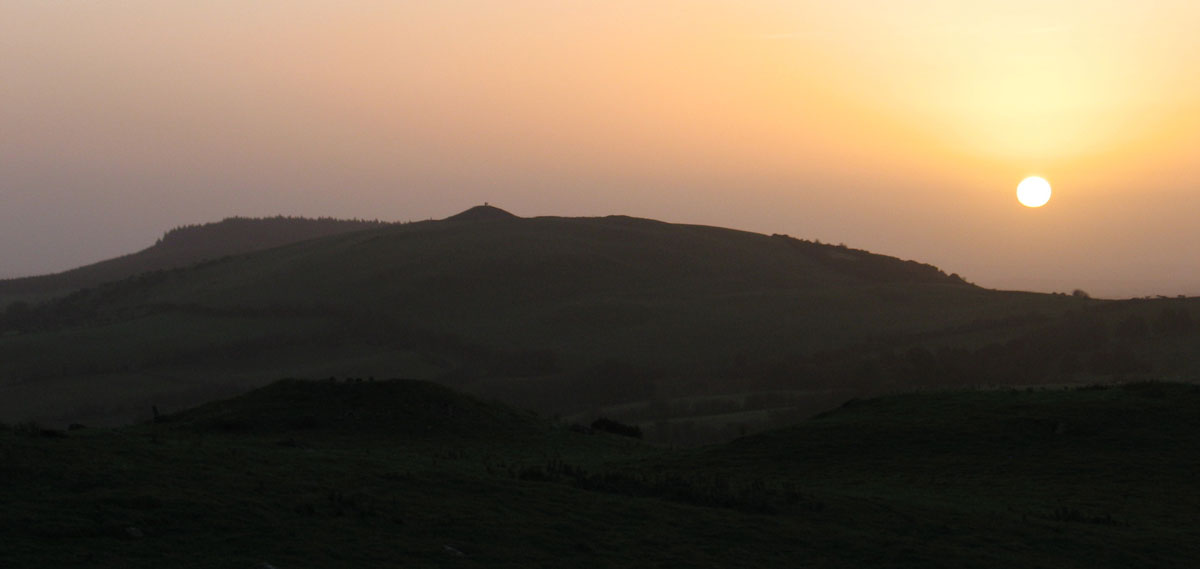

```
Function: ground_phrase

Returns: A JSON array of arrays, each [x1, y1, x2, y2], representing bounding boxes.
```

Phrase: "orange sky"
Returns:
[[2, 1, 1198, 297]]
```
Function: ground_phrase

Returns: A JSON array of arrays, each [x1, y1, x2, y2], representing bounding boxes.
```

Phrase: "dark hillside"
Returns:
[[0, 216, 391, 302], [0, 210, 1056, 382], [20, 212, 986, 348], [0, 209, 1128, 434]]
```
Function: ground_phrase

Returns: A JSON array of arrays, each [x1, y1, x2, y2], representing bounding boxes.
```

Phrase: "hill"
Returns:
[[0, 216, 391, 305], [443, 203, 521, 222], [3, 380, 1199, 567], [164, 378, 544, 438], [0, 207, 1195, 439]]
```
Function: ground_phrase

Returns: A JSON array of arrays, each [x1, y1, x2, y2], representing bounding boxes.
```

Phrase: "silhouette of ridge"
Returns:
[[0, 216, 389, 298], [442, 204, 519, 222]]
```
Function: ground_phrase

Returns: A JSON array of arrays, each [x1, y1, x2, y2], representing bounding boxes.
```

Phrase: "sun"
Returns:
[[1017, 176, 1051, 208]]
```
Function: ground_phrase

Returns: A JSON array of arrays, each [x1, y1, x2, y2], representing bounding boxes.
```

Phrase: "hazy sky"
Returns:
[[3, 1, 1198, 298]]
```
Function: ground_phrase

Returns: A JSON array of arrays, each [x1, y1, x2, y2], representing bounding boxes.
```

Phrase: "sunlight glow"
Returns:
[[1017, 177, 1052, 208]]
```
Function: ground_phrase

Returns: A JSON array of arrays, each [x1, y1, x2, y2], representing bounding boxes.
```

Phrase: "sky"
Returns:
[[2, 1, 1199, 298]]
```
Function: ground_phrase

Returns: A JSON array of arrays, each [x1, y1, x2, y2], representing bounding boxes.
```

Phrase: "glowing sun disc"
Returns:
[[1017, 176, 1051, 208]]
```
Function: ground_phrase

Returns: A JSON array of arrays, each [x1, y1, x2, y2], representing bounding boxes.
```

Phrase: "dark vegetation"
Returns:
[[589, 417, 643, 438], [3, 379, 1199, 567]]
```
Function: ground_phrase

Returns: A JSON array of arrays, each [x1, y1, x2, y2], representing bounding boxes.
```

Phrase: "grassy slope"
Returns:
[[2, 379, 1198, 568]]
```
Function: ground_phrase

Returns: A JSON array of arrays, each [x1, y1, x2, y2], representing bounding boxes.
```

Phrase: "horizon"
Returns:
[[0, 203, 1193, 300], [4, 2, 1199, 298]]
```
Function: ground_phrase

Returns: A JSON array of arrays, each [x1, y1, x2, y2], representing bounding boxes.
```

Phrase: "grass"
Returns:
[[2, 379, 1199, 567]]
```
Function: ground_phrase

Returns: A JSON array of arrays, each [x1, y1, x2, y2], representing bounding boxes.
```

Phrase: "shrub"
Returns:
[[13, 421, 65, 438], [590, 417, 642, 438]]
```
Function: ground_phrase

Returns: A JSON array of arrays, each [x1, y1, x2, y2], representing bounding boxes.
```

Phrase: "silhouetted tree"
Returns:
[[591, 417, 643, 438]]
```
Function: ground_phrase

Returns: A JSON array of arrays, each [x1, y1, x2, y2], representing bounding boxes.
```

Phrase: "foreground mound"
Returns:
[[163, 378, 543, 437]]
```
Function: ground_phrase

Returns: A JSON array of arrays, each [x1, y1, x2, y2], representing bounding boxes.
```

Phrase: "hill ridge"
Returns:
[[0, 216, 392, 301]]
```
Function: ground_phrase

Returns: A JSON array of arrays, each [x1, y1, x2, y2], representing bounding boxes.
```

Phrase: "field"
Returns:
[[3, 379, 1199, 567]]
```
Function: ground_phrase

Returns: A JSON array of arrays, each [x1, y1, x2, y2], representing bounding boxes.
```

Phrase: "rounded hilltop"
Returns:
[[160, 378, 543, 438], [442, 204, 520, 222]]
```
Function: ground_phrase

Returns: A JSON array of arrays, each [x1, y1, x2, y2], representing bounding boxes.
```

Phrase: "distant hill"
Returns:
[[2, 206, 1194, 438], [2, 207, 1010, 369], [442, 203, 520, 222], [0, 216, 392, 303]]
